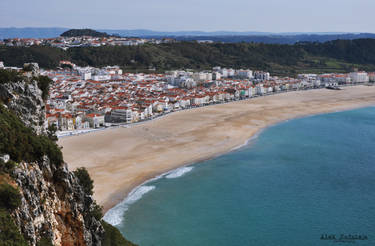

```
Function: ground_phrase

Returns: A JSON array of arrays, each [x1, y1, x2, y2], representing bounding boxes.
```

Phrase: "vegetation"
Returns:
[[0, 69, 24, 84], [73, 167, 136, 245], [0, 69, 52, 101], [0, 209, 28, 246], [0, 105, 134, 245], [0, 45, 67, 69], [46, 124, 58, 142], [34, 75, 53, 100], [1, 39, 375, 75], [74, 167, 94, 196], [61, 29, 110, 38], [0, 184, 21, 210], [101, 220, 138, 246], [0, 183, 26, 245], [74, 167, 103, 220], [0, 105, 63, 165], [36, 236, 53, 246]]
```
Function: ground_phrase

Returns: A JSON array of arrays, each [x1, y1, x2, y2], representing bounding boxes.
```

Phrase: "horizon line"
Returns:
[[0, 26, 373, 35]]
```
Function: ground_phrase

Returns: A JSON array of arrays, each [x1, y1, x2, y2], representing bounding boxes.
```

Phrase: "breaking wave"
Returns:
[[165, 166, 194, 179], [103, 185, 155, 225], [103, 165, 194, 225]]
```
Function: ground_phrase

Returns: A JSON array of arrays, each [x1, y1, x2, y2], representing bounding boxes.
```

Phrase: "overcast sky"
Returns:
[[1, 0, 374, 32]]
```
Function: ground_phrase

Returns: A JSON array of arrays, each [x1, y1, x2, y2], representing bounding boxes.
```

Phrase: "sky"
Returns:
[[1, 0, 375, 32]]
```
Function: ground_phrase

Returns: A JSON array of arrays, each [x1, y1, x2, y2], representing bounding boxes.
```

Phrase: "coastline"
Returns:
[[59, 85, 375, 214]]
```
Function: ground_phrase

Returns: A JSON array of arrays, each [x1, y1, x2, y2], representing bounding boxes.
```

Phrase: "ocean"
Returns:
[[104, 107, 375, 246]]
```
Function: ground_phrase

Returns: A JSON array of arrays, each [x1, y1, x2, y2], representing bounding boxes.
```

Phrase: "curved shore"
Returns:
[[59, 85, 375, 213]]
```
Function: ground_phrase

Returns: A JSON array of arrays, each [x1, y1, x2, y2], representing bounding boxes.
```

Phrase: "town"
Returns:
[[0, 36, 177, 49], [1, 60, 374, 135]]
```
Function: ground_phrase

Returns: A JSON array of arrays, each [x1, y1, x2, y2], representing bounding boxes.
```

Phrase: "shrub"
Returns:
[[101, 220, 137, 246], [0, 105, 63, 166], [0, 183, 22, 210], [0, 160, 17, 174], [0, 69, 24, 84], [0, 209, 28, 246], [91, 202, 103, 221], [74, 167, 94, 196], [34, 76, 52, 100], [47, 124, 58, 142], [36, 236, 53, 246]]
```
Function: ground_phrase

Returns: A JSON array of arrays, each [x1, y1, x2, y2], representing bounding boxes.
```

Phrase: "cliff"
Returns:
[[0, 73, 135, 245]]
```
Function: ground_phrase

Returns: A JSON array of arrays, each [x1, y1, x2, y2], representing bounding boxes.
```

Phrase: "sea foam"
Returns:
[[103, 166, 194, 225], [165, 166, 194, 179], [103, 185, 155, 225]]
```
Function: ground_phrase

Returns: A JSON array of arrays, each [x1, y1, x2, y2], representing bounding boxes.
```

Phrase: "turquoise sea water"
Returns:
[[104, 107, 375, 246]]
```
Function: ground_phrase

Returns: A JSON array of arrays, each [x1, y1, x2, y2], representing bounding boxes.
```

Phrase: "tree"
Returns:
[[47, 124, 58, 142], [74, 167, 94, 196], [0, 184, 22, 210], [35, 75, 52, 100]]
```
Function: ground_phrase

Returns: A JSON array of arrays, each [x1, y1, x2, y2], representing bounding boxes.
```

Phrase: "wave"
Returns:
[[165, 166, 194, 179], [103, 165, 194, 225], [103, 185, 155, 225], [231, 130, 263, 151]]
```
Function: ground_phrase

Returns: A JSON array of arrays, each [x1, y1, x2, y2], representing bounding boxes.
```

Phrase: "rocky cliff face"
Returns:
[[1, 79, 104, 245], [12, 158, 104, 246], [0, 80, 46, 135]]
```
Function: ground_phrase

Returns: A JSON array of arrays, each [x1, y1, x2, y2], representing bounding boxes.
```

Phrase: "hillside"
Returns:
[[1, 39, 375, 75], [0, 69, 136, 245], [61, 29, 110, 37]]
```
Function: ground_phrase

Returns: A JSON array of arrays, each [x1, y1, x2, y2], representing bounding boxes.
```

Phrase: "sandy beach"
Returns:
[[59, 85, 375, 213]]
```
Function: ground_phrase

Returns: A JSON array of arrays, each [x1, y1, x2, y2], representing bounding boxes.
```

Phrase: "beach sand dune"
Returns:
[[59, 86, 375, 212]]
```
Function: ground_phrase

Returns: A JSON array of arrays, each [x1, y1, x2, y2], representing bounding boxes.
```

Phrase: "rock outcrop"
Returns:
[[0, 80, 46, 135], [12, 158, 104, 245], [1, 79, 105, 245]]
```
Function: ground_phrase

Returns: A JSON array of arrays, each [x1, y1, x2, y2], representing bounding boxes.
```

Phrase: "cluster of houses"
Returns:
[[0, 36, 176, 49], [41, 62, 375, 131], [1, 60, 374, 132]]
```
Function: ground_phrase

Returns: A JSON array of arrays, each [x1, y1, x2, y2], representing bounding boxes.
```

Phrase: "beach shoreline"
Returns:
[[59, 85, 375, 214]]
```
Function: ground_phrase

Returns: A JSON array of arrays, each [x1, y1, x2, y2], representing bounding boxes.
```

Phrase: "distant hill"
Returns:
[[60, 28, 110, 37], [171, 33, 375, 44], [1, 27, 375, 44]]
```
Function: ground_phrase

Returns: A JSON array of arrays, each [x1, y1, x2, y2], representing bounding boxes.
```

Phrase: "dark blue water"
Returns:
[[105, 107, 375, 246]]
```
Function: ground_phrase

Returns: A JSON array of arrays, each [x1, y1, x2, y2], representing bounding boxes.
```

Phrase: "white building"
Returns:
[[192, 72, 212, 81], [213, 72, 221, 80], [254, 71, 270, 81], [220, 68, 229, 78], [349, 72, 369, 83], [111, 109, 133, 123], [92, 74, 111, 81], [227, 69, 235, 77], [237, 69, 253, 79], [81, 72, 91, 80]]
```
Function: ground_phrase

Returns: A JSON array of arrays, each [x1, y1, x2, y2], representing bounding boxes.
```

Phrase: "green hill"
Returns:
[[1, 39, 375, 75], [61, 28, 110, 37]]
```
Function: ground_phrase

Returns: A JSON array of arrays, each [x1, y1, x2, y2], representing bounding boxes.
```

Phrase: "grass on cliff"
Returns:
[[102, 220, 138, 246], [0, 209, 28, 246], [0, 69, 25, 84], [0, 104, 63, 165], [0, 180, 26, 245]]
